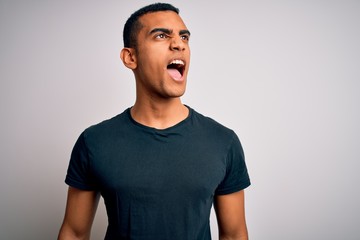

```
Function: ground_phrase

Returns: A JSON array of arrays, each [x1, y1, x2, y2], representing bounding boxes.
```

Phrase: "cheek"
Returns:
[[136, 45, 169, 73]]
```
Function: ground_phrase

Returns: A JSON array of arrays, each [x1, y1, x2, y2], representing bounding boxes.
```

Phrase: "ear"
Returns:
[[120, 48, 137, 70]]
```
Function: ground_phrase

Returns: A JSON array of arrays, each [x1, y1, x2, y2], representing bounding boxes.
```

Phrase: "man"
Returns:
[[58, 3, 250, 240]]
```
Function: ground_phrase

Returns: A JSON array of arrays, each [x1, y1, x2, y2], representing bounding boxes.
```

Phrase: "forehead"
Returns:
[[138, 11, 188, 32]]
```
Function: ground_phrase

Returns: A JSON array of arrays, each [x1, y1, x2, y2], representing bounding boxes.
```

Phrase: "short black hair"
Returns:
[[123, 3, 180, 49]]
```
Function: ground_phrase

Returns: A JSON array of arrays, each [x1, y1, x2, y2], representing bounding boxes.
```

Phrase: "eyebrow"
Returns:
[[180, 29, 191, 36], [149, 28, 191, 36]]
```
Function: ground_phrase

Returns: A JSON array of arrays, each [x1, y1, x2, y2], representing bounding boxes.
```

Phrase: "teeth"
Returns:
[[169, 59, 184, 65]]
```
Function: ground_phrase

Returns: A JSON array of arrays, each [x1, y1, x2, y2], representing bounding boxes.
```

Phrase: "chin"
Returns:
[[166, 88, 186, 98]]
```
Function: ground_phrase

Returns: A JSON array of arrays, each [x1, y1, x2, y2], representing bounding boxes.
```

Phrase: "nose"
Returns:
[[170, 36, 185, 51]]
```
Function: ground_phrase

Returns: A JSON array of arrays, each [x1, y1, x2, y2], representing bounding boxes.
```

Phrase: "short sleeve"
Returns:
[[65, 132, 98, 190], [215, 133, 251, 195]]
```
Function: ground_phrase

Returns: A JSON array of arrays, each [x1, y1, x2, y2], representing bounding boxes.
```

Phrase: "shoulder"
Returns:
[[82, 108, 130, 140], [190, 107, 236, 138], [188, 107, 239, 150]]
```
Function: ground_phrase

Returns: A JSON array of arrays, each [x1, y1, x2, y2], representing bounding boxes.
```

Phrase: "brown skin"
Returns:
[[121, 11, 191, 129], [58, 187, 99, 240], [58, 11, 248, 239], [215, 190, 249, 240]]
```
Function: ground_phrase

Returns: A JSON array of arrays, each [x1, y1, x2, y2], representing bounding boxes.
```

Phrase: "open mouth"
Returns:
[[167, 59, 185, 80]]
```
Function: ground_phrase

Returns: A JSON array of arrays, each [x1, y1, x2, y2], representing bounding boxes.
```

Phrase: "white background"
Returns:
[[1, 0, 359, 239]]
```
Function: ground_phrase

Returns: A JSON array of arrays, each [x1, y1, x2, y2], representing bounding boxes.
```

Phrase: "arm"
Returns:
[[214, 190, 248, 240], [58, 187, 100, 240]]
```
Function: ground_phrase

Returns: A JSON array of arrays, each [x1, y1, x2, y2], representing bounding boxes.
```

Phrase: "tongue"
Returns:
[[167, 68, 182, 80]]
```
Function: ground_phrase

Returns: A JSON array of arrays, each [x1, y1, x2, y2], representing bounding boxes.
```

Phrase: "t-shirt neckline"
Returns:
[[126, 105, 192, 133]]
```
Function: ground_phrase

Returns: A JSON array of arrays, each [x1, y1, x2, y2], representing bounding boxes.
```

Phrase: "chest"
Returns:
[[90, 135, 227, 202]]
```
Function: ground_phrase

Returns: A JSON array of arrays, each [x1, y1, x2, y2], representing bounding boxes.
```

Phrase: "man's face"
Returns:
[[133, 11, 191, 99]]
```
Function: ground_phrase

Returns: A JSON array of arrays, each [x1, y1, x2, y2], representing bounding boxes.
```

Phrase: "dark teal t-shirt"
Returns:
[[65, 106, 250, 240]]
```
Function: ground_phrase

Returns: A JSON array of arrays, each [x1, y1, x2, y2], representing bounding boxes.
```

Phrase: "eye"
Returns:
[[181, 35, 190, 41], [156, 33, 168, 39]]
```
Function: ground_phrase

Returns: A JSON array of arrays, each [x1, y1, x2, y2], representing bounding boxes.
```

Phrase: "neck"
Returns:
[[131, 97, 189, 130]]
